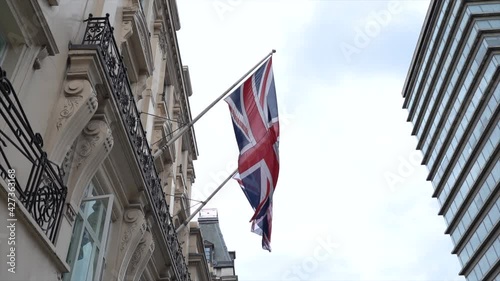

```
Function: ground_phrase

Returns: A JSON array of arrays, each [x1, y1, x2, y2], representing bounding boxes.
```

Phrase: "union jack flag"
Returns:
[[225, 57, 279, 252]]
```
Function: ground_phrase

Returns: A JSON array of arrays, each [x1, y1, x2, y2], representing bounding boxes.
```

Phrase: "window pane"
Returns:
[[72, 229, 96, 281], [65, 192, 114, 281], [81, 198, 109, 241], [66, 215, 84, 268]]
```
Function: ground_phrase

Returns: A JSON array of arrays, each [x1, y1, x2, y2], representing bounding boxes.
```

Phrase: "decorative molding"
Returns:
[[154, 21, 168, 59], [56, 80, 85, 130], [61, 141, 76, 184], [125, 230, 155, 281], [128, 242, 146, 273], [159, 30, 167, 59], [45, 79, 98, 166], [72, 120, 113, 170], [121, 221, 139, 252], [121, 21, 134, 42], [65, 49, 113, 98], [65, 203, 77, 223], [117, 207, 148, 281], [66, 117, 114, 206]]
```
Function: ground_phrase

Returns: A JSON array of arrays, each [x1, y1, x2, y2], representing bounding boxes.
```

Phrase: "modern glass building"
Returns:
[[401, 1, 499, 280]]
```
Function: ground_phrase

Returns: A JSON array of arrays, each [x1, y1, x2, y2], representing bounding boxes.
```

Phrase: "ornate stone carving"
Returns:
[[124, 208, 141, 223], [128, 241, 146, 273], [117, 207, 149, 281], [56, 80, 97, 130], [120, 209, 145, 252], [65, 203, 77, 223], [124, 230, 155, 281], [121, 221, 138, 252], [44, 79, 98, 166], [73, 120, 113, 170], [159, 32, 167, 58], [65, 118, 114, 206], [122, 21, 134, 42], [149, 236, 155, 253], [61, 141, 76, 184]]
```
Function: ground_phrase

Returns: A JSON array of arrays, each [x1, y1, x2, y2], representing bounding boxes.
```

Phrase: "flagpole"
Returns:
[[176, 168, 238, 233], [153, 49, 276, 160]]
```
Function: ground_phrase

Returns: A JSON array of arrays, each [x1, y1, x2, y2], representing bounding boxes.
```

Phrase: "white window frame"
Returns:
[[65, 191, 114, 281]]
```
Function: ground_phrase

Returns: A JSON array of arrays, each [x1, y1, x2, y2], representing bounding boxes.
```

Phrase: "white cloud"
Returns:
[[176, 1, 465, 280]]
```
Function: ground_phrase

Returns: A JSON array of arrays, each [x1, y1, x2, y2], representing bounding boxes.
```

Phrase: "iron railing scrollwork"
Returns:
[[73, 14, 191, 281], [0, 67, 67, 243]]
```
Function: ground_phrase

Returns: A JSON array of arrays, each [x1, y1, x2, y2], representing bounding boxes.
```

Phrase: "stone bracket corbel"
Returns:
[[125, 230, 155, 281], [66, 116, 114, 205], [117, 207, 148, 281], [44, 79, 98, 165]]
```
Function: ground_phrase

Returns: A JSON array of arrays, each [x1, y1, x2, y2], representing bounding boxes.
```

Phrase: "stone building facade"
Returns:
[[0, 0, 208, 280]]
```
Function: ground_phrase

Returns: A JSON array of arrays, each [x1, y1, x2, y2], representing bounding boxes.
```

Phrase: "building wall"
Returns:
[[198, 211, 238, 281], [0, 182, 67, 280], [0, 0, 202, 280], [402, 1, 500, 281]]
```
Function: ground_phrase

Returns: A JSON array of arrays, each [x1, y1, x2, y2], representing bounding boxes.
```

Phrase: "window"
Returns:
[[65, 183, 114, 281], [204, 247, 213, 264]]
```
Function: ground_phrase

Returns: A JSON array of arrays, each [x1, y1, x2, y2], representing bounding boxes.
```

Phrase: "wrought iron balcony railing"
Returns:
[[71, 14, 191, 281], [0, 67, 67, 243]]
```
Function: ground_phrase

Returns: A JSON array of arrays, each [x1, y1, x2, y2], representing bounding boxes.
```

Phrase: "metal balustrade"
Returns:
[[0, 67, 67, 243], [71, 14, 191, 281]]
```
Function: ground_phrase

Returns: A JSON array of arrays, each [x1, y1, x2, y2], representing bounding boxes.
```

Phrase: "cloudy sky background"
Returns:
[[176, 1, 465, 280]]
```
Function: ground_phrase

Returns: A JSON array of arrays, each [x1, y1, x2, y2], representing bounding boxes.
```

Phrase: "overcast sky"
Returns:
[[176, 1, 465, 280]]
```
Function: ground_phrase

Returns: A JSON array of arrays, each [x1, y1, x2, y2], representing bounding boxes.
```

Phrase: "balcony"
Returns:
[[0, 67, 67, 243], [69, 14, 190, 281]]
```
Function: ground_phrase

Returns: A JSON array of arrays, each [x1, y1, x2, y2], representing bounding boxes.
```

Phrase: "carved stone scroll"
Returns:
[[117, 208, 147, 281], [44, 79, 98, 165], [65, 118, 114, 205], [124, 230, 155, 281]]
